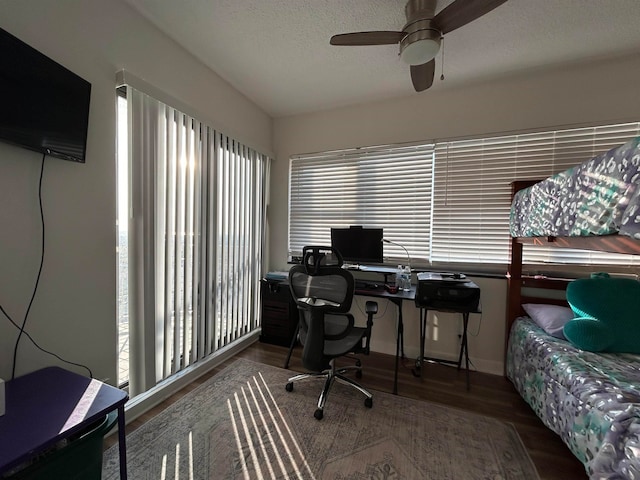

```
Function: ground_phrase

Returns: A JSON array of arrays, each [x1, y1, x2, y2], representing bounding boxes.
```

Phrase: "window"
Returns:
[[289, 143, 434, 264], [288, 122, 640, 270], [433, 123, 640, 267], [117, 83, 270, 395], [116, 94, 129, 387]]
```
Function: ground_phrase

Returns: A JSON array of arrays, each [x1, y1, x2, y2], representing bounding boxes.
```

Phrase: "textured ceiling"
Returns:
[[123, 0, 640, 118]]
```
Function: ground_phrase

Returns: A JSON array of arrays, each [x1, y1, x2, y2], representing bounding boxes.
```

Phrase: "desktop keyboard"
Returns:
[[355, 280, 382, 291]]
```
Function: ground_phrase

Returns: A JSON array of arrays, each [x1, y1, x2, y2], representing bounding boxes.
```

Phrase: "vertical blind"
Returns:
[[125, 86, 270, 397], [289, 122, 640, 268], [289, 143, 434, 263]]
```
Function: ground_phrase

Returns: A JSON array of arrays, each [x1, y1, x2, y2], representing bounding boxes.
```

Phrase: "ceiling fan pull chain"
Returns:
[[440, 35, 445, 81]]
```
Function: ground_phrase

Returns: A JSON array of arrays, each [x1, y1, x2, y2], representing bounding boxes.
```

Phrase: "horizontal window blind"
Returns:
[[289, 144, 434, 263], [432, 122, 640, 266], [289, 122, 640, 270]]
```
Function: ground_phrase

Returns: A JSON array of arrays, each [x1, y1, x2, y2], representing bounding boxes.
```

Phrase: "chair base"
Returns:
[[285, 360, 373, 420], [340, 353, 363, 378]]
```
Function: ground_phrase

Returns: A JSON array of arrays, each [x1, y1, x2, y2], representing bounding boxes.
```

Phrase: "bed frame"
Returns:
[[505, 179, 640, 354]]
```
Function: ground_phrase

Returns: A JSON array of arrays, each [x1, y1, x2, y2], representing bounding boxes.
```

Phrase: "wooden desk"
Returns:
[[0, 367, 128, 479]]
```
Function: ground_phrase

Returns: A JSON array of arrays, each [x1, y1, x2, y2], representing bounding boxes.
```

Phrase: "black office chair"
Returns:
[[286, 246, 378, 420]]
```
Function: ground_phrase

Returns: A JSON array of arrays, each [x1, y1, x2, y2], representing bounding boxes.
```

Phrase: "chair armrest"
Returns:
[[365, 301, 378, 316]]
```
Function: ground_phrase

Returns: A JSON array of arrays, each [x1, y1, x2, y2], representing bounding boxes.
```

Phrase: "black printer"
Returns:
[[415, 272, 481, 312]]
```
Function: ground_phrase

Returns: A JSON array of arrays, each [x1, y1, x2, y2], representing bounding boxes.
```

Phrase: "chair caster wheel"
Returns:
[[364, 397, 373, 408], [356, 370, 363, 379], [285, 382, 293, 392], [314, 409, 323, 420], [356, 360, 362, 367]]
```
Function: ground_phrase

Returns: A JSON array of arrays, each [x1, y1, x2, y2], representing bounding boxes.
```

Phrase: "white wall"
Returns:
[[0, 0, 272, 383], [272, 53, 640, 375]]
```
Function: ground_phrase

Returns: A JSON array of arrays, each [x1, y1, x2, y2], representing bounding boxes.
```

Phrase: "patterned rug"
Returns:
[[102, 358, 539, 479]]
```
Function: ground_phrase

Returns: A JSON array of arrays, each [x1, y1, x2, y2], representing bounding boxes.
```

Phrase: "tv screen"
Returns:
[[0, 27, 91, 163], [330, 226, 384, 264]]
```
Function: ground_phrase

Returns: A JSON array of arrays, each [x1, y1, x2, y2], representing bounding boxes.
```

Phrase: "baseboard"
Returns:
[[123, 331, 260, 424]]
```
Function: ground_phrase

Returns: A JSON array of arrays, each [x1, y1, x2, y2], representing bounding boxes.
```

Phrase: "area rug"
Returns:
[[102, 358, 539, 479]]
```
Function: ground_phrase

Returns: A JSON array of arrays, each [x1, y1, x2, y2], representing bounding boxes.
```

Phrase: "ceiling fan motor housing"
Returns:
[[400, 0, 442, 66], [405, 0, 438, 22]]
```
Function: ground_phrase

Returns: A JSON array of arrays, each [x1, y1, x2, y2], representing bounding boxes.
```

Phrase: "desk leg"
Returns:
[[117, 405, 128, 480], [390, 297, 406, 395], [284, 324, 299, 369], [414, 308, 428, 377], [394, 309, 403, 395], [456, 312, 470, 390]]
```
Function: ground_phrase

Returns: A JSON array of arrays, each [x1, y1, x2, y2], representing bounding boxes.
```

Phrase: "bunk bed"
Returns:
[[505, 136, 640, 479]]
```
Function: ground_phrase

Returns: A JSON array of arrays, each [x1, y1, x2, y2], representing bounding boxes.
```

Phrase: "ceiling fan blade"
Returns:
[[330, 31, 406, 46], [433, 0, 508, 34], [410, 60, 435, 92]]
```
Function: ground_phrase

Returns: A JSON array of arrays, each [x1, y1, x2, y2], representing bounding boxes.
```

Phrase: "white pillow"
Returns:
[[522, 303, 574, 339]]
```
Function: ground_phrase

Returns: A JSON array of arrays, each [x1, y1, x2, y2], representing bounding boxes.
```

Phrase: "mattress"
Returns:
[[507, 317, 640, 479], [509, 136, 640, 239]]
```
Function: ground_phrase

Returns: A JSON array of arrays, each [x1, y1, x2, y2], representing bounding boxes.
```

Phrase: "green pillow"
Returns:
[[563, 317, 614, 352], [564, 276, 640, 353]]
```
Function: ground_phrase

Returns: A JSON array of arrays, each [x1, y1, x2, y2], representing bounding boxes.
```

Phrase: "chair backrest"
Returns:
[[288, 246, 355, 371], [289, 246, 354, 314]]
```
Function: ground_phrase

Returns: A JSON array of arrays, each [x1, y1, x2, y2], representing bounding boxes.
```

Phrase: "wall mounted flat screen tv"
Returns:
[[330, 226, 384, 264], [0, 27, 91, 163]]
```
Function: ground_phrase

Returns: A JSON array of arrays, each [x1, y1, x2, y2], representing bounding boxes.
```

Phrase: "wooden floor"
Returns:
[[105, 341, 587, 479]]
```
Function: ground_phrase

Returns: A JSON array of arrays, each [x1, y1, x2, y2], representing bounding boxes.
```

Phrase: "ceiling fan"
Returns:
[[330, 0, 508, 92]]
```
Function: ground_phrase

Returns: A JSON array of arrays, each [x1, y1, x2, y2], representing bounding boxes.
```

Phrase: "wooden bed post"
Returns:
[[506, 237, 522, 344], [505, 180, 536, 374]]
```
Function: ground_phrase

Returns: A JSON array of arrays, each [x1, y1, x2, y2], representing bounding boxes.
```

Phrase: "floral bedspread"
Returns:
[[510, 136, 640, 239], [507, 317, 640, 479]]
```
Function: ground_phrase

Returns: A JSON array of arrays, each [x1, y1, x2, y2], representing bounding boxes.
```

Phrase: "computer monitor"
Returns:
[[330, 226, 384, 265]]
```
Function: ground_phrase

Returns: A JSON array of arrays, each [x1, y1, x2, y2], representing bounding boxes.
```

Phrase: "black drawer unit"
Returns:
[[260, 278, 299, 346]]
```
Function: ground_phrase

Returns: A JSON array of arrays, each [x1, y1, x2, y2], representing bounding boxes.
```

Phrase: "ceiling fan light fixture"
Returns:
[[400, 28, 441, 65]]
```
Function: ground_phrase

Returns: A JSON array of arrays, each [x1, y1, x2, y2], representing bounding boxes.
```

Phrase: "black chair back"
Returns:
[[289, 246, 355, 371]]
